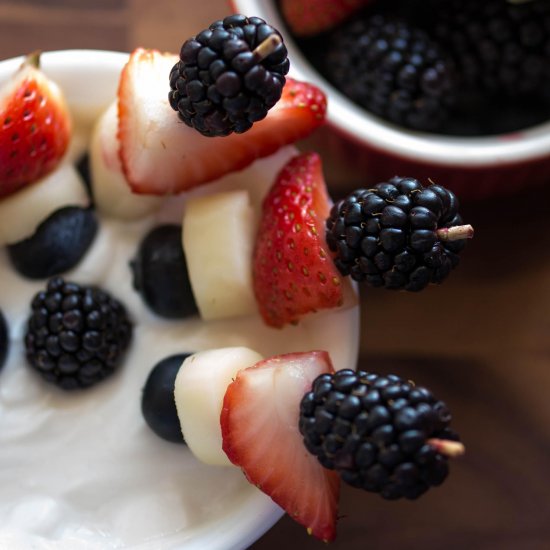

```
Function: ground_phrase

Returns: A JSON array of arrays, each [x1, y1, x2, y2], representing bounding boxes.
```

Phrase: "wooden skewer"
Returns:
[[427, 438, 466, 458], [252, 34, 282, 63], [436, 224, 474, 242]]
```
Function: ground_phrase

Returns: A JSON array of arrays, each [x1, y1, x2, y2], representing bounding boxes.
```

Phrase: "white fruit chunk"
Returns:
[[174, 347, 263, 466], [0, 162, 89, 246], [90, 101, 163, 220], [183, 190, 257, 321]]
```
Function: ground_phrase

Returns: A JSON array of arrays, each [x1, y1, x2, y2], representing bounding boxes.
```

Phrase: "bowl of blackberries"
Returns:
[[231, 0, 550, 200]]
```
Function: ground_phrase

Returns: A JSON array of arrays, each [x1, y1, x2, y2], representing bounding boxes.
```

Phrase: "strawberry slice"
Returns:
[[280, 0, 371, 37], [117, 48, 326, 195], [0, 52, 71, 198], [221, 350, 340, 542], [252, 152, 344, 328]]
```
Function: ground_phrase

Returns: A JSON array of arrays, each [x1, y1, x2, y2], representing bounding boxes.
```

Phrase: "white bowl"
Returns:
[[0, 50, 360, 549], [232, 0, 550, 200]]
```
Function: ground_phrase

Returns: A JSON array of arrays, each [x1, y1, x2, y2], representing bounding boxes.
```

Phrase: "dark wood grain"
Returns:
[[1, 1, 549, 549], [0, 0, 129, 57]]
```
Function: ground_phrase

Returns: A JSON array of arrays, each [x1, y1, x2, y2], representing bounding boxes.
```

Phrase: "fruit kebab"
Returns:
[[142, 346, 465, 542], [130, 13, 473, 544]]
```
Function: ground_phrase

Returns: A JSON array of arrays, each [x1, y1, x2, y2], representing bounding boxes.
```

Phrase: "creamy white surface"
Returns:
[[0, 148, 359, 549]]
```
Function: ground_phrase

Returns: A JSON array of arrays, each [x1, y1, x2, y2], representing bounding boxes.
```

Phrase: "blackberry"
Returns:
[[0, 309, 8, 371], [324, 14, 457, 132], [169, 14, 289, 137], [431, 0, 550, 98], [25, 277, 133, 390], [299, 369, 462, 500], [325, 177, 472, 291]]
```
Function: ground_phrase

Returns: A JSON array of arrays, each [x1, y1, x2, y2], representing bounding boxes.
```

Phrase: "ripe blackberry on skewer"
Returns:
[[325, 177, 474, 291], [324, 14, 457, 132], [169, 14, 289, 137], [299, 369, 465, 500], [431, 0, 550, 98]]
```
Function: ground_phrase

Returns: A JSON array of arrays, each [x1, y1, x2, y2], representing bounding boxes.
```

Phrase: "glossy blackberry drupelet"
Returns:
[[169, 14, 289, 137], [325, 177, 466, 291], [324, 14, 457, 132], [142, 353, 191, 444], [299, 369, 460, 499], [7, 206, 98, 280], [431, 0, 550, 98], [25, 277, 133, 390], [0, 309, 8, 371], [130, 225, 198, 319]]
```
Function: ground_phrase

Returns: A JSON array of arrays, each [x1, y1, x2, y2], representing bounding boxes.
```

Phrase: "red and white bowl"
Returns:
[[232, 0, 550, 201]]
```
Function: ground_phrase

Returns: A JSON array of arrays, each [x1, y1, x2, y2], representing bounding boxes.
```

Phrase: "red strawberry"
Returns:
[[252, 152, 344, 328], [117, 48, 326, 195], [0, 52, 71, 198], [280, 0, 371, 37], [221, 350, 340, 542]]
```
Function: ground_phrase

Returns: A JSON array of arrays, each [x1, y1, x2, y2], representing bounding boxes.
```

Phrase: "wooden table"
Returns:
[[1, 1, 549, 548]]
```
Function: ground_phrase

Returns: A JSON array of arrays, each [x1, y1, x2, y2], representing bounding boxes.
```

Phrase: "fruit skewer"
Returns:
[[436, 224, 474, 241], [170, 348, 466, 541], [427, 438, 466, 458]]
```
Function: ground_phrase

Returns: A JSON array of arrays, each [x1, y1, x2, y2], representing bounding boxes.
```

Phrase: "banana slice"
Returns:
[[90, 101, 162, 220], [182, 190, 257, 321], [174, 347, 263, 466], [0, 163, 89, 246]]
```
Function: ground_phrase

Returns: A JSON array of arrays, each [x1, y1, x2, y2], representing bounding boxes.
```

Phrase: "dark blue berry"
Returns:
[[141, 353, 191, 444], [0, 309, 8, 371], [76, 153, 93, 201], [7, 207, 97, 280], [130, 225, 198, 319]]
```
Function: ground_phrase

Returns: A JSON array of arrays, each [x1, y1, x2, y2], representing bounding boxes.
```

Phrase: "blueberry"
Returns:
[[76, 153, 93, 201], [141, 353, 191, 443], [130, 225, 199, 319], [0, 309, 8, 370], [7, 207, 98, 280]]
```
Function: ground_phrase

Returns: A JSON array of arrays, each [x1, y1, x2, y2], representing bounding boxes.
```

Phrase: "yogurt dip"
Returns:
[[0, 51, 360, 549]]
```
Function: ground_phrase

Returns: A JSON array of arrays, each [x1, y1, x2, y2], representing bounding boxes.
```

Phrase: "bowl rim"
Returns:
[[232, 0, 550, 168], [0, 48, 130, 73]]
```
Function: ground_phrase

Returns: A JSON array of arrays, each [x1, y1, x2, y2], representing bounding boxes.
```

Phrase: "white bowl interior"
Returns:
[[234, 0, 550, 167]]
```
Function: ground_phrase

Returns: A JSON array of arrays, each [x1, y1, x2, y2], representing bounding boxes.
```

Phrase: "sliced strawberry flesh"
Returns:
[[117, 48, 327, 195], [221, 350, 340, 542], [0, 61, 70, 197], [253, 152, 344, 328]]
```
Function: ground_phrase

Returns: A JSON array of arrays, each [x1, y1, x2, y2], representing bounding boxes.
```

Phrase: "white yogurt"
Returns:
[[0, 153, 359, 548]]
